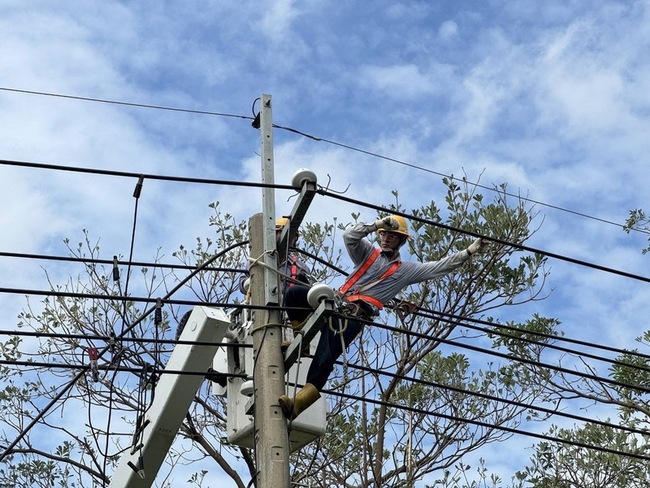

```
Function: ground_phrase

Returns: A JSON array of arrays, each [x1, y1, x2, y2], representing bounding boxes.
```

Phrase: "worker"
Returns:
[[274, 217, 312, 290], [279, 214, 484, 420], [239, 216, 312, 296]]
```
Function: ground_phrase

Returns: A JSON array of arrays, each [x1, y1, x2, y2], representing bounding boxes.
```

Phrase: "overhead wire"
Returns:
[[0, 358, 247, 379], [278, 124, 649, 235], [340, 358, 650, 439], [317, 187, 650, 284], [0, 87, 253, 121], [3, 156, 649, 287], [0, 250, 247, 274], [338, 311, 650, 395], [326, 388, 650, 462], [1, 85, 645, 236], [0, 158, 295, 191], [3, 156, 649, 286], [99, 175, 141, 486]]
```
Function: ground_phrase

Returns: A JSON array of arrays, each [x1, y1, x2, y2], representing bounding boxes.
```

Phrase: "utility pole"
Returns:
[[249, 94, 291, 488]]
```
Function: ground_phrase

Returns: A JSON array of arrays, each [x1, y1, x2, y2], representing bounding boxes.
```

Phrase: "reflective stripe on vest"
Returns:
[[346, 294, 384, 310]]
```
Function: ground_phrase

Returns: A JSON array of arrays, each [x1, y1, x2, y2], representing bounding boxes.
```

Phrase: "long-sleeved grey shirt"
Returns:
[[341, 221, 470, 306]]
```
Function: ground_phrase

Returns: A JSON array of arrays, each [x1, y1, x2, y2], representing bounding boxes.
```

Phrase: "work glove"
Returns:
[[374, 216, 398, 231], [466, 238, 484, 255]]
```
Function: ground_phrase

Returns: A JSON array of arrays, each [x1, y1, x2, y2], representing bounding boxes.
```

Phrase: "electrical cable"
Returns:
[[0, 87, 253, 121], [0, 328, 251, 349], [324, 388, 650, 462], [343, 311, 650, 395], [3, 157, 648, 284], [0, 158, 295, 191], [308, 134, 649, 236], [3, 293, 648, 380], [339, 353, 649, 439], [0, 250, 247, 274], [99, 175, 142, 486], [415, 306, 650, 373], [0, 358, 247, 378], [2, 85, 644, 237], [317, 187, 650, 284]]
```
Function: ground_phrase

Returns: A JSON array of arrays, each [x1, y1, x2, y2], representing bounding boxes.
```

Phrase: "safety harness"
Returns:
[[287, 255, 299, 287], [338, 248, 400, 311]]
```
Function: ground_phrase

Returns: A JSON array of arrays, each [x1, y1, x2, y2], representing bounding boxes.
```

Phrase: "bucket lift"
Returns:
[[109, 306, 231, 488], [219, 306, 327, 452]]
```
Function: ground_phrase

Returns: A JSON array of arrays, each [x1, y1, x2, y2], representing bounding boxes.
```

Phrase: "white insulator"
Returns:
[[307, 283, 335, 309], [242, 278, 250, 292], [291, 168, 317, 189], [240, 380, 254, 397]]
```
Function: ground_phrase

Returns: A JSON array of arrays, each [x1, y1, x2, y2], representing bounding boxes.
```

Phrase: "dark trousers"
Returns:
[[283, 285, 312, 323], [283, 285, 364, 391], [306, 316, 363, 391]]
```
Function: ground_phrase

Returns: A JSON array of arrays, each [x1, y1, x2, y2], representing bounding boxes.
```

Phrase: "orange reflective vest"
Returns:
[[339, 248, 400, 310]]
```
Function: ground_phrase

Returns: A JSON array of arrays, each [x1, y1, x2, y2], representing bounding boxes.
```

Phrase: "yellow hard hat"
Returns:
[[390, 215, 410, 238], [275, 217, 290, 230], [377, 215, 410, 239]]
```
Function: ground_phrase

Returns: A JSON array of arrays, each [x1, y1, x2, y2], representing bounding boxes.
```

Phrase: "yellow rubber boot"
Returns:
[[279, 383, 321, 420]]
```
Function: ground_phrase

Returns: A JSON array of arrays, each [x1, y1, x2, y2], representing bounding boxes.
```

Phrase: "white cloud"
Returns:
[[439, 20, 459, 41]]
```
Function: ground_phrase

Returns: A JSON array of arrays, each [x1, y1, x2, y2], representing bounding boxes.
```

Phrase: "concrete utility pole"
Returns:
[[249, 94, 291, 488]]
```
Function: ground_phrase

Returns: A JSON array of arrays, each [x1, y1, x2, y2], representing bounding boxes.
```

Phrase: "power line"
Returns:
[[342, 360, 650, 439], [326, 388, 650, 463], [0, 358, 246, 379], [0, 328, 252, 349], [4, 156, 648, 286], [414, 307, 650, 369], [348, 312, 650, 395], [308, 134, 648, 235], [0, 239, 249, 462], [0, 158, 295, 191], [3, 278, 648, 377], [2, 86, 644, 237], [0, 250, 247, 274], [0, 87, 253, 121], [422, 307, 650, 362]]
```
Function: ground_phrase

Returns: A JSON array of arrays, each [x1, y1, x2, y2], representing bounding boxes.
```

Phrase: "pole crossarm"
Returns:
[[276, 180, 318, 264]]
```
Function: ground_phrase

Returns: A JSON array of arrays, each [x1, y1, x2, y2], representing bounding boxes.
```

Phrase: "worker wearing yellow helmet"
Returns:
[[239, 216, 312, 295], [276, 217, 312, 289], [280, 213, 484, 420]]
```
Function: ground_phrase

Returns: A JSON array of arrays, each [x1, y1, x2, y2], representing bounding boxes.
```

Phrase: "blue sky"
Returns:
[[1, 0, 650, 485]]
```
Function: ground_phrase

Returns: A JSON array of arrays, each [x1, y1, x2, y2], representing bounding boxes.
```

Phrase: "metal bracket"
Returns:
[[276, 180, 318, 264]]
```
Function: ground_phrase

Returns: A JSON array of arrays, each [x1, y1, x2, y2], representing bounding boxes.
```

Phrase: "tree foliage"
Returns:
[[507, 211, 650, 488], [0, 178, 557, 487], [624, 208, 650, 254]]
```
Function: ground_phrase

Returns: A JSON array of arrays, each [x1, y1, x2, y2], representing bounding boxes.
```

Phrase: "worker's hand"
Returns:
[[466, 238, 484, 255], [374, 216, 398, 231]]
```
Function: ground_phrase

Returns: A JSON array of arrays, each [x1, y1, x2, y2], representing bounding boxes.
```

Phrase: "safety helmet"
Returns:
[[391, 215, 410, 238], [378, 215, 410, 239], [275, 217, 289, 230]]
